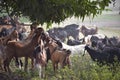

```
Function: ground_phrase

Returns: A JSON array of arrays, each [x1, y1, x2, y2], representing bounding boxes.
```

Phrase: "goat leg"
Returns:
[[24, 57, 28, 71], [19, 59, 23, 68], [30, 58, 34, 70], [4, 58, 11, 73], [3, 60, 7, 72]]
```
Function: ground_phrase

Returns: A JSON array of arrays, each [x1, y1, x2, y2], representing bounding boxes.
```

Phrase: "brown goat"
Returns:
[[45, 37, 71, 71], [0, 29, 19, 70], [4, 28, 44, 72], [0, 29, 19, 45], [80, 25, 98, 37], [51, 49, 71, 71]]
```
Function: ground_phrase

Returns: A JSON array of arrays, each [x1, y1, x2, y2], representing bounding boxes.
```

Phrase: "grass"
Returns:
[[2, 54, 120, 80]]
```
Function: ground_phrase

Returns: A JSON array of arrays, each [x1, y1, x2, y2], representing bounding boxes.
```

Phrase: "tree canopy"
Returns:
[[0, 0, 112, 26]]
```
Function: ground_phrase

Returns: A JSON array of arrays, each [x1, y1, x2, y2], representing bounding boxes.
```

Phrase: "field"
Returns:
[[0, 12, 120, 80]]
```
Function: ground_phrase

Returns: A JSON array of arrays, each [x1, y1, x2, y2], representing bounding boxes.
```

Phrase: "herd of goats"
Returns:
[[0, 16, 120, 78]]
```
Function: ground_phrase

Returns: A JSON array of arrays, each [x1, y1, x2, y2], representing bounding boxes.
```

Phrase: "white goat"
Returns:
[[61, 42, 86, 55]]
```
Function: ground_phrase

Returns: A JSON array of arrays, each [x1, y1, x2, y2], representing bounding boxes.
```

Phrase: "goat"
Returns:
[[47, 27, 67, 42], [80, 25, 98, 37], [84, 45, 120, 65], [3, 28, 44, 72], [91, 36, 120, 51], [0, 29, 20, 70], [90, 34, 106, 42], [0, 29, 19, 45], [61, 42, 86, 55], [64, 24, 80, 40], [81, 34, 105, 45], [51, 49, 71, 71], [106, 36, 120, 48], [44, 36, 71, 71], [47, 24, 80, 42]]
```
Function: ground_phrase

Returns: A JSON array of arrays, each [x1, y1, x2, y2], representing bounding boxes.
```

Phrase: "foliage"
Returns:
[[0, 0, 112, 26], [2, 54, 120, 80]]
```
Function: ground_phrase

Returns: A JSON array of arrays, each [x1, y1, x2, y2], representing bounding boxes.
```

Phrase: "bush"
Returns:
[[2, 54, 120, 80]]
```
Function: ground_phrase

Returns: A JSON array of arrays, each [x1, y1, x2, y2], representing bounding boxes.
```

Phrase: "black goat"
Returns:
[[84, 45, 120, 65], [47, 24, 80, 42], [91, 36, 120, 51], [67, 38, 83, 46]]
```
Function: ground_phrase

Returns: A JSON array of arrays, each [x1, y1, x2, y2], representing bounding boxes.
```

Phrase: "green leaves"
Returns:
[[0, 0, 112, 27]]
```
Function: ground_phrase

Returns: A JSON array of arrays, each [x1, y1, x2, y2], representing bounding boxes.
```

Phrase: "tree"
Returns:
[[0, 0, 112, 27]]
